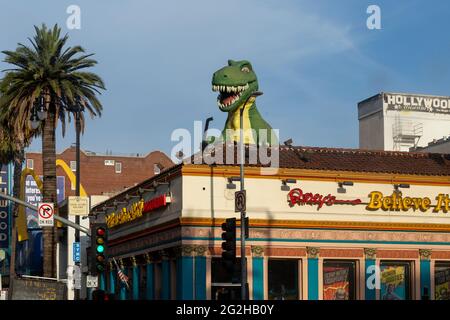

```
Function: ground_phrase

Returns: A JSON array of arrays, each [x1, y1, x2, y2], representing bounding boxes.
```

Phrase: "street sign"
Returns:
[[38, 202, 54, 227], [86, 275, 98, 288], [235, 190, 246, 212], [68, 196, 89, 216], [73, 242, 80, 263]]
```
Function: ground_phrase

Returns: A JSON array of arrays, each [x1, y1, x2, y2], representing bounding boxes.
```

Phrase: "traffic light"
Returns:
[[90, 223, 107, 275], [221, 218, 236, 271]]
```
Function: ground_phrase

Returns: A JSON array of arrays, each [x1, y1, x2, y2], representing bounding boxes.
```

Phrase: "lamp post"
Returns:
[[30, 95, 84, 298], [239, 91, 263, 300]]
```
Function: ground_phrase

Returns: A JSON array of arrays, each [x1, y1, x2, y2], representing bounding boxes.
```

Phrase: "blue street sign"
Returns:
[[73, 242, 80, 263]]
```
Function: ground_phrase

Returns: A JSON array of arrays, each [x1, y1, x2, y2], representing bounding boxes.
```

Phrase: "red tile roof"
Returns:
[[191, 144, 450, 176]]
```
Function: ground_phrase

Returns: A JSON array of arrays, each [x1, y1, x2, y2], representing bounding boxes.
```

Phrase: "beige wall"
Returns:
[[182, 175, 450, 225]]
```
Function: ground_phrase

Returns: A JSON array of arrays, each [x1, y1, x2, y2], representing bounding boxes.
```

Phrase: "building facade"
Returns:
[[359, 92, 450, 151], [91, 146, 450, 300], [25, 147, 173, 197], [21, 147, 172, 297]]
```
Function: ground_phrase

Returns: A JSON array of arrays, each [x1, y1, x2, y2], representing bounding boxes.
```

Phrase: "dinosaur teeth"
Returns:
[[214, 84, 250, 95]]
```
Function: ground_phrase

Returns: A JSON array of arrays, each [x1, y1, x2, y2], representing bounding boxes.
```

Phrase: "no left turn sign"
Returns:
[[38, 202, 54, 227]]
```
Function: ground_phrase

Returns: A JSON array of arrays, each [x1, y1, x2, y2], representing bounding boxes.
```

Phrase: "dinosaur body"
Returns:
[[212, 60, 277, 145]]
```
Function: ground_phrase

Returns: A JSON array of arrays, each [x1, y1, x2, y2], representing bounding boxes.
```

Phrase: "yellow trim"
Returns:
[[180, 217, 450, 232], [55, 159, 88, 197], [16, 160, 88, 242], [181, 165, 450, 186]]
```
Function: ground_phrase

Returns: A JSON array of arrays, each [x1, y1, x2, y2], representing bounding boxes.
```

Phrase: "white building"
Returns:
[[358, 92, 450, 151]]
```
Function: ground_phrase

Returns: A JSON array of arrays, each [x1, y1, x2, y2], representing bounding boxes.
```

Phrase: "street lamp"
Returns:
[[239, 90, 263, 300], [29, 94, 84, 298]]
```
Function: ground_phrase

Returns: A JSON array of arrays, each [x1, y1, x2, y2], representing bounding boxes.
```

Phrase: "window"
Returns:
[[70, 161, 77, 172], [139, 265, 147, 300], [154, 262, 162, 300], [26, 159, 34, 169], [104, 160, 115, 166], [435, 262, 450, 300], [115, 162, 122, 173], [154, 163, 161, 175], [127, 267, 133, 299], [268, 259, 299, 300], [380, 261, 412, 300], [211, 257, 241, 300], [323, 260, 356, 300]]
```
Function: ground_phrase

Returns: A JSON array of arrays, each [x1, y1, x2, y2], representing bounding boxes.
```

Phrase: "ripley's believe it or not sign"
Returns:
[[288, 188, 450, 213], [106, 194, 171, 228], [384, 93, 450, 114]]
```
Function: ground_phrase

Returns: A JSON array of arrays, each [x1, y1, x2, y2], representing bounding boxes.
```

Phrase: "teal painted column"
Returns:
[[132, 258, 140, 300], [109, 267, 116, 295], [307, 248, 319, 300], [252, 252, 264, 300], [99, 272, 106, 291], [146, 259, 155, 300], [194, 253, 207, 300], [176, 250, 194, 300], [161, 256, 171, 300], [420, 250, 432, 300], [364, 249, 377, 300]]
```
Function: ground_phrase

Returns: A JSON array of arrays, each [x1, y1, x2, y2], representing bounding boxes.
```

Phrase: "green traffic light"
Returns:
[[96, 244, 104, 253]]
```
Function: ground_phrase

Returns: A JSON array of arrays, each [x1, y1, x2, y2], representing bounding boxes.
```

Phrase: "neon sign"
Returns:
[[366, 191, 450, 213], [106, 194, 171, 228], [287, 188, 362, 210]]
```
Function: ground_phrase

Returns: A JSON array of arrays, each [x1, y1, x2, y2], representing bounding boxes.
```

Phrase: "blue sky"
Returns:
[[1, 0, 450, 157]]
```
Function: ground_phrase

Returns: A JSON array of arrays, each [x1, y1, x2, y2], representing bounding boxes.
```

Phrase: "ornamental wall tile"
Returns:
[[181, 226, 450, 246]]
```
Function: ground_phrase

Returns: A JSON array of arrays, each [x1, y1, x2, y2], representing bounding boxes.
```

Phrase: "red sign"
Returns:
[[287, 188, 361, 210], [143, 194, 169, 214]]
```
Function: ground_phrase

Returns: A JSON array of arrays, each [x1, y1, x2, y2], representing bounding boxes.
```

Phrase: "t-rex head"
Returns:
[[212, 59, 258, 113]]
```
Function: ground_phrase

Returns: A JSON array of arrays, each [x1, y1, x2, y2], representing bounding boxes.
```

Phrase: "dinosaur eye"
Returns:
[[241, 66, 250, 73]]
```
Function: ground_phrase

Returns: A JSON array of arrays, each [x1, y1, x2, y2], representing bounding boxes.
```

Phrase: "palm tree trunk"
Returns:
[[42, 99, 57, 278]]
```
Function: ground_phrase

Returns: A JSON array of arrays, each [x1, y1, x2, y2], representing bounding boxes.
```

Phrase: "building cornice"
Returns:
[[181, 165, 450, 186], [180, 217, 450, 233]]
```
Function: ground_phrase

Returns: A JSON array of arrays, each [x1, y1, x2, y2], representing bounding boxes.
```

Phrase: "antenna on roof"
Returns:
[[202, 117, 214, 152], [283, 138, 293, 146]]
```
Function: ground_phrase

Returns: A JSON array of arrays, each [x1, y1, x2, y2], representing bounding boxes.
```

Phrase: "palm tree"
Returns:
[[0, 24, 105, 278], [0, 122, 31, 291]]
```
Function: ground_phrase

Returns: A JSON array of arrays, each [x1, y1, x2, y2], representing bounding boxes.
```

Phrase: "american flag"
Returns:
[[113, 258, 129, 290]]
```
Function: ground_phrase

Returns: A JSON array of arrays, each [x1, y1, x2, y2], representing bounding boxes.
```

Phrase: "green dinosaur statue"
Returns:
[[212, 60, 277, 145]]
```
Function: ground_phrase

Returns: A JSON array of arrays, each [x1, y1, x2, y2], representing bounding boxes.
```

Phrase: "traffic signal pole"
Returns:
[[0, 192, 90, 235], [239, 91, 263, 300], [239, 100, 247, 301], [75, 108, 81, 300]]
